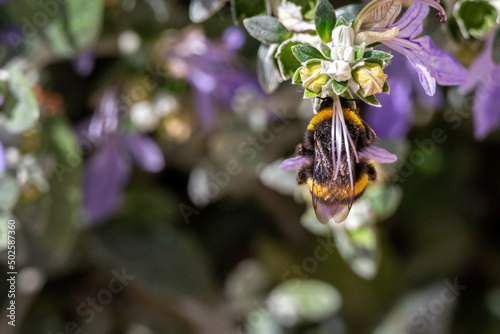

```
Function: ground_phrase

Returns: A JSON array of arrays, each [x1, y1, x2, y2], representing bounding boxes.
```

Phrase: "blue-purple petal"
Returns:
[[83, 138, 131, 224], [123, 133, 165, 172], [279, 156, 312, 170], [473, 66, 500, 140], [459, 33, 495, 94], [359, 146, 398, 163], [392, 3, 428, 39], [223, 27, 246, 51]]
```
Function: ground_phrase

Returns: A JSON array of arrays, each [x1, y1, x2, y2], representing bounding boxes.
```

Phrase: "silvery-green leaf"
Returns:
[[276, 40, 301, 80], [0, 172, 19, 213], [332, 80, 348, 95], [319, 42, 331, 58], [335, 4, 364, 23], [244, 16, 292, 45], [66, 0, 104, 50], [364, 185, 402, 221], [291, 44, 326, 63], [315, 0, 336, 43], [257, 44, 282, 94], [364, 57, 385, 68], [354, 43, 365, 61], [334, 16, 348, 28], [190, 0, 229, 23], [44, 17, 76, 57], [455, 0, 498, 39], [363, 50, 393, 67], [382, 81, 390, 94], [268, 279, 342, 326], [230, 0, 267, 24], [372, 284, 456, 334], [331, 222, 379, 280], [292, 66, 304, 84], [304, 88, 319, 99], [245, 308, 284, 334], [2, 63, 39, 133], [357, 93, 380, 107]]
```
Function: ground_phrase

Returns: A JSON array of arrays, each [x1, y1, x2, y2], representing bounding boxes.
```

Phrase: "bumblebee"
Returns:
[[294, 98, 377, 224]]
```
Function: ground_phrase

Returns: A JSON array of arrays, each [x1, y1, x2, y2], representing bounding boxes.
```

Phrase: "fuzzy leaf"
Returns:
[[230, 0, 267, 24], [292, 67, 304, 84], [357, 93, 380, 107], [382, 81, 390, 94], [354, 43, 365, 61], [363, 50, 393, 67], [332, 80, 348, 95], [315, 0, 336, 43], [190, 0, 229, 23], [276, 40, 302, 80], [291, 44, 326, 62], [335, 4, 364, 23], [257, 44, 282, 93], [244, 15, 292, 45], [335, 16, 348, 28], [0, 172, 19, 213], [319, 42, 331, 58], [2, 63, 40, 134], [66, 0, 104, 50], [304, 88, 319, 99]]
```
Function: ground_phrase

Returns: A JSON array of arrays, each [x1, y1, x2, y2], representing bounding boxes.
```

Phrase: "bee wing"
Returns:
[[311, 129, 356, 224]]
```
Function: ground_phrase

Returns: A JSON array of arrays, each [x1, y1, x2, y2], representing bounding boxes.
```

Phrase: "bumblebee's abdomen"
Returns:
[[306, 173, 368, 204]]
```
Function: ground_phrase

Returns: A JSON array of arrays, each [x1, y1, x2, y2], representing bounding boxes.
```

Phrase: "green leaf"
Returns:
[[190, 0, 229, 23], [257, 44, 283, 93], [304, 88, 319, 99], [332, 80, 348, 95], [357, 93, 380, 107], [292, 67, 304, 84], [230, 0, 267, 24], [363, 50, 393, 67], [0, 172, 19, 213], [243, 16, 292, 45], [335, 16, 348, 28], [315, 0, 336, 43], [268, 279, 342, 324], [319, 42, 331, 58], [335, 4, 364, 23], [456, 0, 498, 39], [276, 40, 301, 80], [44, 17, 76, 57], [382, 81, 390, 94], [493, 29, 500, 64], [66, 0, 104, 51], [364, 58, 385, 68], [354, 43, 365, 61], [291, 44, 326, 62], [2, 63, 40, 134]]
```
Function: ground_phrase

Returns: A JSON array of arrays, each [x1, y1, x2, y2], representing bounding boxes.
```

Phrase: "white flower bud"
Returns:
[[331, 26, 354, 48], [322, 60, 352, 82]]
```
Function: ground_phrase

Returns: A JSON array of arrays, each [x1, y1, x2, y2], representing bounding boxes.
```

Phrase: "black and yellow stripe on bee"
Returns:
[[306, 173, 368, 201], [307, 107, 365, 131]]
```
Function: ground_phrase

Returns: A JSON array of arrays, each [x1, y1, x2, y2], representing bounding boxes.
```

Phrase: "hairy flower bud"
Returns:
[[322, 60, 352, 82], [331, 25, 354, 48], [352, 63, 387, 97], [300, 63, 330, 93]]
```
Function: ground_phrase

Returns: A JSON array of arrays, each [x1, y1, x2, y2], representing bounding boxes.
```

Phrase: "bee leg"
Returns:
[[366, 162, 377, 181], [297, 165, 313, 185], [295, 143, 313, 157]]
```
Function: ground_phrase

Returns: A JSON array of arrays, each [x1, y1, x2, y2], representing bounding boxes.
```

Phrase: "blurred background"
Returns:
[[1, 0, 500, 333]]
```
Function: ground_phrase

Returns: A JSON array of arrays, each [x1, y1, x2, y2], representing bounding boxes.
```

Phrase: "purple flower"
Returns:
[[459, 32, 500, 140], [164, 27, 262, 128], [79, 88, 165, 224], [366, 50, 443, 139], [354, 1, 467, 96], [0, 141, 6, 172]]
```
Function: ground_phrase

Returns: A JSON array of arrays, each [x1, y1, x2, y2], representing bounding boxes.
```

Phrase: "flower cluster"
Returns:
[[243, 0, 467, 224]]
